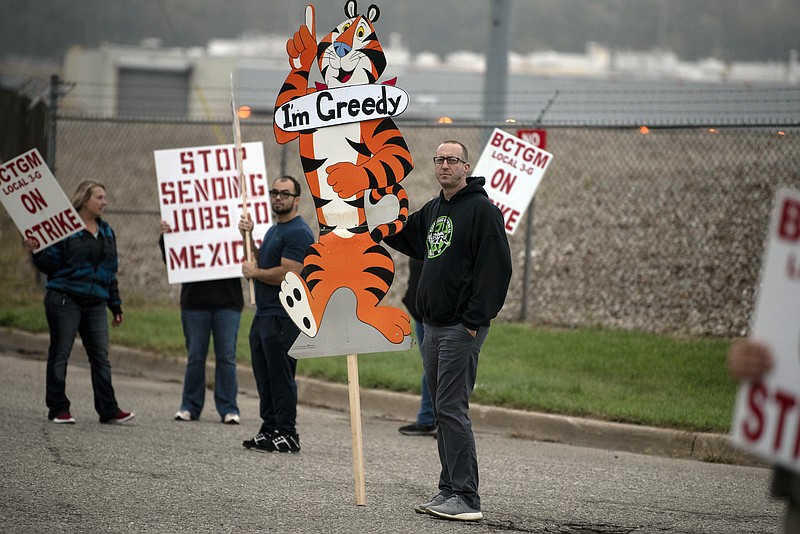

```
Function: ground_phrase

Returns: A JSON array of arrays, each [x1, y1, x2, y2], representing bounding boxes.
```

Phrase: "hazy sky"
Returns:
[[2, 0, 798, 63]]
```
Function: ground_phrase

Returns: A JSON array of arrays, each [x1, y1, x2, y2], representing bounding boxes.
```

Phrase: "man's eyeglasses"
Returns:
[[269, 189, 299, 199], [433, 156, 466, 165]]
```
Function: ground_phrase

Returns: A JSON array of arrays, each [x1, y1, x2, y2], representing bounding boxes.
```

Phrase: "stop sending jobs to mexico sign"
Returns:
[[731, 187, 800, 474], [472, 128, 554, 234], [0, 148, 85, 253], [154, 142, 270, 284]]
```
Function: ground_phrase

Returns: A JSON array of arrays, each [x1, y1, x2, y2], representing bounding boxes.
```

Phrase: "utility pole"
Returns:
[[483, 0, 513, 122]]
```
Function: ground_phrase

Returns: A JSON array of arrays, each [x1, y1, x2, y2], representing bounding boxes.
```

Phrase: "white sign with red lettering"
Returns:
[[472, 128, 553, 234], [731, 187, 800, 474], [0, 148, 85, 252], [154, 142, 271, 284]]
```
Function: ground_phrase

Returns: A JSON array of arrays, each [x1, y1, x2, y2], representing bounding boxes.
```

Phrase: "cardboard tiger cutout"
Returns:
[[274, 1, 414, 354]]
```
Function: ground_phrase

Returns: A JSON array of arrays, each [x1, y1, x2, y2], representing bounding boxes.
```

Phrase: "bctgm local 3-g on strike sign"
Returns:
[[154, 142, 271, 284], [0, 148, 85, 252], [472, 128, 553, 234], [731, 187, 800, 474]]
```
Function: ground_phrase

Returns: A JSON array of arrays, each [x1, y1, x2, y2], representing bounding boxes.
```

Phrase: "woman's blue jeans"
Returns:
[[180, 308, 241, 419], [44, 290, 120, 420]]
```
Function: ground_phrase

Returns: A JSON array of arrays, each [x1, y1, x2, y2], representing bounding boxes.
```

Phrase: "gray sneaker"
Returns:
[[426, 495, 483, 521], [414, 492, 447, 514]]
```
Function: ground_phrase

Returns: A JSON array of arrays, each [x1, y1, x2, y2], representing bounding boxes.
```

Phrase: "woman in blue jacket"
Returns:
[[24, 180, 134, 425]]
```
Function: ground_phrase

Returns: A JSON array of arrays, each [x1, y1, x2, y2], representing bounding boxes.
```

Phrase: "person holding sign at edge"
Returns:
[[728, 338, 800, 533], [238, 176, 313, 453], [23, 180, 134, 425], [158, 221, 243, 424], [384, 140, 512, 521]]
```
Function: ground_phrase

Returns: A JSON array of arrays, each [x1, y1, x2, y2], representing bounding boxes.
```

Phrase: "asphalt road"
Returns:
[[0, 350, 785, 533]]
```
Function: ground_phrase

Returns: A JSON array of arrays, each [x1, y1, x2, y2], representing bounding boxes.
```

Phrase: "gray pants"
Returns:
[[421, 323, 489, 511]]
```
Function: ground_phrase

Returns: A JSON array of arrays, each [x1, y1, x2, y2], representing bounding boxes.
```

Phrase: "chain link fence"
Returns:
[[2, 113, 798, 337]]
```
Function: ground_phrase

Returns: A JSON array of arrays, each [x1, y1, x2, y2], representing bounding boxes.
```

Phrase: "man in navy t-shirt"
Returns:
[[239, 175, 313, 453]]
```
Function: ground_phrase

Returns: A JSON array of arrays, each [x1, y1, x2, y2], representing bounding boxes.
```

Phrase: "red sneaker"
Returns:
[[101, 410, 135, 424], [51, 412, 75, 424]]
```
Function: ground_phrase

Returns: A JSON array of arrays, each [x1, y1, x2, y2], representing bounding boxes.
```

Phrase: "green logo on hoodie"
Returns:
[[427, 216, 452, 258]]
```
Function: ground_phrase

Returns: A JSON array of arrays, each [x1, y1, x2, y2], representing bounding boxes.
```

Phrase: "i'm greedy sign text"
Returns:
[[154, 142, 271, 284], [732, 188, 800, 474], [275, 84, 409, 132], [0, 148, 84, 252]]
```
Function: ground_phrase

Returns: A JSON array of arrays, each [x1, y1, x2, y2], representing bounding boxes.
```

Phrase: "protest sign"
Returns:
[[154, 142, 270, 284], [516, 128, 547, 149], [0, 148, 84, 252], [472, 128, 554, 234], [731, 187, 800, 474]]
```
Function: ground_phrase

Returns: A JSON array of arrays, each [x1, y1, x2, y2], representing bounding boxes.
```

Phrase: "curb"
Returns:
[[0, 327, 764, 467]]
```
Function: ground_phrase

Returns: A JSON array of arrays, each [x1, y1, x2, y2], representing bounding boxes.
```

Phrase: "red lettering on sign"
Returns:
[[252, 200, 271, 225], [779, 198, 800, 241], [517, 129, 547, 149], [490, 130, 505, 149], [216, 148, 233, 172], [197, 149, 212, 173], [178, 147, 248, 176], [787, 252, 800, 280], [23, 207, 82, 249], [774, 390, 797, 450], [489, 198, 521, 232], [168, 245, 205, 270], [743, 382, 767, 441], [21, 187, 48, 214], [530, 151, 550, 169], [490, 131, 550, 169], [249, 173, 265, 197], [160, 182, 175, 205], [741, 381, 800, 459], [0, 150, 43, 182], [490, 169, 517, 195], [169, 205, 231, 233], [505, 209, 520, 231], [168, 240, 250, 272], [208, 239, 247, 267], [180, 151, 194, 174], [160, 176, 245, 206], [208, 242, 227, 267]]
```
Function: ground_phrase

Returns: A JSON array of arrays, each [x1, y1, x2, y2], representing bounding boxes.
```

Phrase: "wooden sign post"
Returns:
[[230, 73, 255, 305], [347, 354, 367, 505]]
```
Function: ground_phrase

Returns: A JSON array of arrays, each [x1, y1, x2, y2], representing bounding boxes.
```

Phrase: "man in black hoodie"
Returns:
[[384, 140, 512, 521]]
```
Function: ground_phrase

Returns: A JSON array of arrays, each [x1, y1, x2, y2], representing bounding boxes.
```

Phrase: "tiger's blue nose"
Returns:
[[334, 42, 352, 58]]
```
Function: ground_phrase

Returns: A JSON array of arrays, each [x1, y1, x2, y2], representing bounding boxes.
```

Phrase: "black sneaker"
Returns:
[[245, 432, 301, 453], [242, 430, 274, 449], [269, 433, 301, 452], [398, 422, 437, 436]]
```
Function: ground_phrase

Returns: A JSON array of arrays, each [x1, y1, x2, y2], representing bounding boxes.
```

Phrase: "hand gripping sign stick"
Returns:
[[230, 74, 255, 305], [291, 4, 366, 506]]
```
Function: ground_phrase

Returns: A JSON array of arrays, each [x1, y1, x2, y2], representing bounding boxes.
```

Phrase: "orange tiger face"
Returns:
[[317, 1, 385, 88]]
